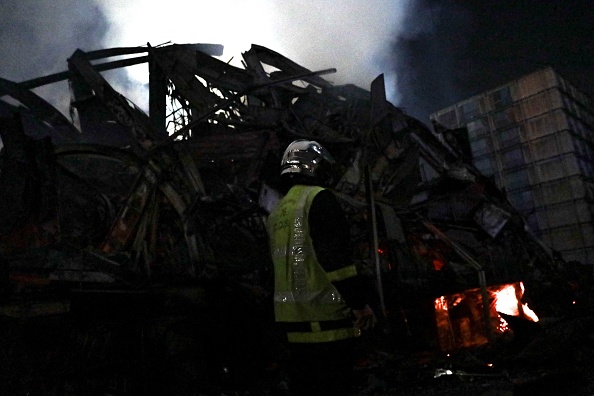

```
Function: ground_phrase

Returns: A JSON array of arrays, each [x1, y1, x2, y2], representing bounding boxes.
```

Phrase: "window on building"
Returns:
[[541, 180, 573, 205], [547, 203, 578, 228], [536, 158, 565, 181], [505, 168, 530, 190], [570, 177, 587, 200], [555, 130, 574, 154], [473, 155, 496, 176], [458, 99, 481, 123], [522, 91, 551, 119], [508, 189, 534, 212], [532, 135, 558, 160], [492, 106, 519, 129], [526, 113, 561, 139], [470, 136, 493, 157], [498, 126, 521, 148], [501, 147, 526, 169], [564, 155, 581, 176], [467, 117, 490, 140], [575, 201, 591, 223], [490, 86, 513, 109], [549, 225, 581, 250]]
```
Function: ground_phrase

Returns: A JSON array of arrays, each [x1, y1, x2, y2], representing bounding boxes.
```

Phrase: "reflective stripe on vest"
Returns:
[[287, 326, 360, 343], [267, 185, 358, 329]]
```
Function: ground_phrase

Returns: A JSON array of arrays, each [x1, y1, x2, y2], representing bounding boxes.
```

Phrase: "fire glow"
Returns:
[[492, 282, 539, 333], [434, 281, 540, 351]]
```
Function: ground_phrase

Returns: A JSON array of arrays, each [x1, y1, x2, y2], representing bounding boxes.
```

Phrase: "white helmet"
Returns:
[[280, 139, 336, 179]]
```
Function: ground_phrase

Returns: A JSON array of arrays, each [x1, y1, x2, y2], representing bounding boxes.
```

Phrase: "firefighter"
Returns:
[[267, 139, 376, 395]]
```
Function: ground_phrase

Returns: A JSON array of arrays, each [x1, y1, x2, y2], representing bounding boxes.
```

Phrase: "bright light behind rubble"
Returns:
[[96, 0, 409, 108]]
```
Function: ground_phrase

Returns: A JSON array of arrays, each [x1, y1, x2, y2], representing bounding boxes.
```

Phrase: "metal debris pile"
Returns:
[[0, 43, 591, 395]]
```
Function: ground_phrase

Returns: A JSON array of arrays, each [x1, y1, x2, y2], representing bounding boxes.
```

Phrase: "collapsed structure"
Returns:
[[0, 43, 579, 362]]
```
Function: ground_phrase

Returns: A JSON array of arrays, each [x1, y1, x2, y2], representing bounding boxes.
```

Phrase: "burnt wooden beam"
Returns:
[[17, 56, 149, 91], [149, 55, 167, 133], [13, 43, 224, 91], [68, 49, 162, 145], [0, 77, 80, 139]]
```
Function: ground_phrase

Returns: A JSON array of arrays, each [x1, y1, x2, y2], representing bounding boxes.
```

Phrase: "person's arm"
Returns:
[[308, 190, 368, 310]]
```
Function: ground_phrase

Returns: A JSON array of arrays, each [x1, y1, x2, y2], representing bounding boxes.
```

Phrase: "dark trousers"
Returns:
[[286, 337, 360, 396]]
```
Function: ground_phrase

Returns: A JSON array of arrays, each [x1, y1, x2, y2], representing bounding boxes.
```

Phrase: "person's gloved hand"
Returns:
[[353, 304, 377, 331]]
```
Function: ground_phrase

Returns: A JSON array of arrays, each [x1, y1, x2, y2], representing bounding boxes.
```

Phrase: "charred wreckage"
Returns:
[[0, 43, 592, 395]]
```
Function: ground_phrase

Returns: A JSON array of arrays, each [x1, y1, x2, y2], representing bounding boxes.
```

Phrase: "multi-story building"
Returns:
[[430, 67, 594, 265]]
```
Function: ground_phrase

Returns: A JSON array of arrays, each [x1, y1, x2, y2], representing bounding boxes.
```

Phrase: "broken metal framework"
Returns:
[[0, 43, 573, 329]]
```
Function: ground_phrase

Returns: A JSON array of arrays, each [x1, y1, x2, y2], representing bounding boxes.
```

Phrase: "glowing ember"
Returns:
[[497, 316, 509, 333], [434, 296, 448, 311]]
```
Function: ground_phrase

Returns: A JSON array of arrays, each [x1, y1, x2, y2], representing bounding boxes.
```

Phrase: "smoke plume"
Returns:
[[0, 0, 109, 113], [0, 0, 472, 124], [96, 0, 410, 108], [388, 0, 472, 121]]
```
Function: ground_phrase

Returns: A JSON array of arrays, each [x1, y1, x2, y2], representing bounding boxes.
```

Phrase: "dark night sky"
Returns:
[[0, 1, 593, 124], [393, 0, 594, 121]]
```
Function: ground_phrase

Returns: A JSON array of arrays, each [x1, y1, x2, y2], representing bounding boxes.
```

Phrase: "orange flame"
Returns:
[[493, 282, 539, 329], [433, 281, 540, 351]]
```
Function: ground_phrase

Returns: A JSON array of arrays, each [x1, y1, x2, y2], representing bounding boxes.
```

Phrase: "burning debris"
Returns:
[[434, 282, 540, 352], [494, 283, 539, 325], [0, 42, 592, 395]]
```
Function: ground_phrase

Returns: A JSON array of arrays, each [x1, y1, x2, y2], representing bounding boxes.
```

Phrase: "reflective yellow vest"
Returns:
[[267, 185, 360, 343]]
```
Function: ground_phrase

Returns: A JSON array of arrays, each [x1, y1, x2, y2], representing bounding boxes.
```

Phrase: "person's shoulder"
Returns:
[[311, 188, 340, 209]]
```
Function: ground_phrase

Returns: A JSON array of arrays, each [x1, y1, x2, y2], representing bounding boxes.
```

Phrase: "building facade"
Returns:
[[431, 67, 594, 265]]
